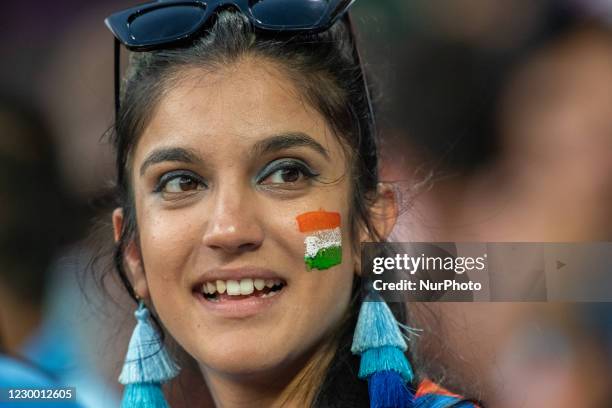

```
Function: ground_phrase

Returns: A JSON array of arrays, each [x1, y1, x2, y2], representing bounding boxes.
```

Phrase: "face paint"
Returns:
[[297, 211, 342, 270]]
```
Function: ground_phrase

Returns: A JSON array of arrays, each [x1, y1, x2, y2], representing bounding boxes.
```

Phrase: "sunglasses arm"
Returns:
[[347, 15, 375, 129], [114, 37, 121, 121]]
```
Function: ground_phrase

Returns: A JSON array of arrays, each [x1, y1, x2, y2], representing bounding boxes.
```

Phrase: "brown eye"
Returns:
[[163, 175, 204, 193], [262, 167, 304, 184], [279, 168, 300, 182], [257, 159, 319, 187]]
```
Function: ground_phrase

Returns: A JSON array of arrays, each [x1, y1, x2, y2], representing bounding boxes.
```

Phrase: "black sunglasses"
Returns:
[[105, 0, 377, 173], [106, 0, 357, 50]]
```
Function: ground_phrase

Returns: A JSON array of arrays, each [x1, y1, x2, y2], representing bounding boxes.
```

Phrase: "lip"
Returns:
[[191, 267, 287, 319], [193, 288, 285, 319]]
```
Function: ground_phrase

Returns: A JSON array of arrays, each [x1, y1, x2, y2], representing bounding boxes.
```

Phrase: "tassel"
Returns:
[[119, 301, 180, 408], [121, 384, 172, 408], [351, 295, 407, 354], [352, 294, 415, 407], [368, 371, 412, 408], [359, 346, 414, 381]]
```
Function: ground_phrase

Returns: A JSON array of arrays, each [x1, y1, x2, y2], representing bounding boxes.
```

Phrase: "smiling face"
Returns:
[[113, 56, 363, 380]]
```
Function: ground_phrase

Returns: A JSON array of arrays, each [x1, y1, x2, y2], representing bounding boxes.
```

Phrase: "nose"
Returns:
[[201, 185, 264, 254]]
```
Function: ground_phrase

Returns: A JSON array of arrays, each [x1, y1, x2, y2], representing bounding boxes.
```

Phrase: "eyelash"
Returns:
[[153, 170, 206, 194], [256, 159, 319, 185], [153, 159, 319, 195]]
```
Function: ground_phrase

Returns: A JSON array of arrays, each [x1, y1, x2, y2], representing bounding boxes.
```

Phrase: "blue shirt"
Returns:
[[0, 354, 83, 408]]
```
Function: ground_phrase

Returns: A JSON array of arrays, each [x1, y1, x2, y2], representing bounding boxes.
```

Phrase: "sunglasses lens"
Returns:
[[129, 4, 207, 44], [250, 0, 336, 28]]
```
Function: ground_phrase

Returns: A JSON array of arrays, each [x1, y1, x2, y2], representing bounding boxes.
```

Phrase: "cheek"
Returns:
[[136, 203, 207, 349], [138, 204, 201, 290], [309, 236, 354, 301], [295, 241, 355, 348], [289, 211, 356, 334]]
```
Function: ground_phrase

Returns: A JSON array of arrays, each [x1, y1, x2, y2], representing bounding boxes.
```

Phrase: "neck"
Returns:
[[200, 333, 339, 408]]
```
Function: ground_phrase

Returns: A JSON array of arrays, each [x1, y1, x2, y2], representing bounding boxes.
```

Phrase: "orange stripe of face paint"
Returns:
[[296, 211, 341, 233]]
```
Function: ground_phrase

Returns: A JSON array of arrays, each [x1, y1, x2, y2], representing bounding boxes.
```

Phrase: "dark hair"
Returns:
[[107, 9, 449, 408]]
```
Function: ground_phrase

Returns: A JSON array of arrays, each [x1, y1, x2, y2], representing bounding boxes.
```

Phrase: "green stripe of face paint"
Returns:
[[305, 246, 342, 270]]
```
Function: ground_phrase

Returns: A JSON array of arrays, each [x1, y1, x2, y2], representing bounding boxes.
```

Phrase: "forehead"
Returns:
[[133, 57, 343, 161]]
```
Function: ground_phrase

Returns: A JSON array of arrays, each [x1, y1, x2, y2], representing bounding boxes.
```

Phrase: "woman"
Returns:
[[105, 1, 480, 407]]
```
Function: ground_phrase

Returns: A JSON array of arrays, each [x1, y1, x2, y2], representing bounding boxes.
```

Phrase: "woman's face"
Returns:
[[115, 57, 361, 378]]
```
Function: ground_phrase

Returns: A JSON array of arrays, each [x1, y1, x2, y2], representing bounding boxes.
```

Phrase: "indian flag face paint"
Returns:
[[297, 211, 342, 270]]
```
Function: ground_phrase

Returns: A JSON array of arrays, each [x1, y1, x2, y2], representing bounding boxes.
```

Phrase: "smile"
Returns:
[[191, 268, 288, 317], [200, 278, 286, 302]]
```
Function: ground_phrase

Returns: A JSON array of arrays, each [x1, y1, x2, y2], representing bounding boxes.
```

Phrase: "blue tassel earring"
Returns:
[[351, 293, 416, 408], [119, 300, 180, 408]]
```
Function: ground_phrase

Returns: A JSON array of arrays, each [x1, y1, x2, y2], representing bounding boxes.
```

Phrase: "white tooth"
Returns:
[[265, 279, 275, 288], [226, 280, 241, 295], [262, 290, 280, 298], [202, 283, 209, 294], [254, 279, 265, 291], [273, 279, 282, 287], [216, 280, 226, 294], [240, 278, 254, 295], [207, 282, 217, 294]]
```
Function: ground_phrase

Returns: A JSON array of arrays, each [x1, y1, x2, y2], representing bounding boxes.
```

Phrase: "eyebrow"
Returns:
[[139, 147, 202, 176], [251, 132, 330, 160], [139, 132, 329, 176]]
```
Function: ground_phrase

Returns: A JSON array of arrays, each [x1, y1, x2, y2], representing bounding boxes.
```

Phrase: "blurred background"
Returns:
[[1, 1, 611, 407]]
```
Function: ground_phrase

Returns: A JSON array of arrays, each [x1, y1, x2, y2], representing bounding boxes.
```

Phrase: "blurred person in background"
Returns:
[[383, 0, 562, 241], [383, 1, 612, 241], [461, 19, 612, 241], [460, 17, 612, 407], [0, 95, 71, 358], [1, 337, 83, 408], [490, 303, 612, 408], [378, 1, 612, 406], [0, 94, 118, 407]]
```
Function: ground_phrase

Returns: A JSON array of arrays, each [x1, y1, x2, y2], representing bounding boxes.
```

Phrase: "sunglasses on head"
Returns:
[[104, 0, 376, 174], [105, 0, 357, 51], [105, 0, 363, 114]]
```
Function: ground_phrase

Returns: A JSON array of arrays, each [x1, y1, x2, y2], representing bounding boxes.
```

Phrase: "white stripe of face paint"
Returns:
[[304, 227, 342, 258]]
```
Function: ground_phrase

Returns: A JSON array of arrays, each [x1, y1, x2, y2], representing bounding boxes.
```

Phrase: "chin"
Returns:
[[198, 342, 293, 377]]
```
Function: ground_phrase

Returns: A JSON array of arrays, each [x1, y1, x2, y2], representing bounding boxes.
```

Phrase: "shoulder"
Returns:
[[0, 355, 56, 387]]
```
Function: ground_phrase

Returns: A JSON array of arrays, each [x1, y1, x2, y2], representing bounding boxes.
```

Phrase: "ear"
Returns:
[[360, 183, 398, 242], [112, 208, 149, 299], [374, 183, 399, 239], [355, 183, 398, 275]]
